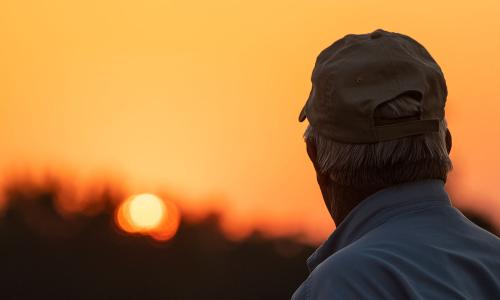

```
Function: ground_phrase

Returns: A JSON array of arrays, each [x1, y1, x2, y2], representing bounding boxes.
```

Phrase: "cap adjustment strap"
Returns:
[[374, 119, 440, 141]]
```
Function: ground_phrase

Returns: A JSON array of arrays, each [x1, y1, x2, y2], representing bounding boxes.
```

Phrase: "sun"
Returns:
[[115, 193, 181, 241], [128, 194, 165, 229]]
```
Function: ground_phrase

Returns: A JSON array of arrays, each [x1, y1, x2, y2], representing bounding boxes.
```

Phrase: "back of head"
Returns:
[[299, 29, 452, 223]]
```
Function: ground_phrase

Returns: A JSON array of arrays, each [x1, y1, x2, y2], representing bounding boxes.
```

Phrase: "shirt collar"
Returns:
[[306, 179, 451, 272]]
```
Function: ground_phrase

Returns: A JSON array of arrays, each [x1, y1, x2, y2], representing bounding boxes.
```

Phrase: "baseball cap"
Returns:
[[298, 28, 447, 143]]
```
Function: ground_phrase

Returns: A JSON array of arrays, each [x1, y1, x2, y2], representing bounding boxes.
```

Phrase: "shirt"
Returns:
[[291, 180, 500, 300]]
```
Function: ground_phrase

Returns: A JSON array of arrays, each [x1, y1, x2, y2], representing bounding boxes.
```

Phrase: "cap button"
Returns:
[[370, 29, 383, 39]]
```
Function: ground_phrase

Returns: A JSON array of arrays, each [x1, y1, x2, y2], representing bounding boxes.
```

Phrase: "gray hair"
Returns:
[[304, 93, 453, 187]]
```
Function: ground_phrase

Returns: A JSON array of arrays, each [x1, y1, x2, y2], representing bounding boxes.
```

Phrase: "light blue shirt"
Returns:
[[292, 180, 500, 299]]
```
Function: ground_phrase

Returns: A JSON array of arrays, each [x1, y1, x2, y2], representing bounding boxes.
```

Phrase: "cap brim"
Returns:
[[298, 104, 307, 122]]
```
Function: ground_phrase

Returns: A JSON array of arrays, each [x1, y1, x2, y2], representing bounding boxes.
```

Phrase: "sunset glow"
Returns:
[[116, 193, 181, 241]]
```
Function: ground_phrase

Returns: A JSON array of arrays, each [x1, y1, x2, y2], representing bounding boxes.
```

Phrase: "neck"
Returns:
[[324, 182, 384, 225]]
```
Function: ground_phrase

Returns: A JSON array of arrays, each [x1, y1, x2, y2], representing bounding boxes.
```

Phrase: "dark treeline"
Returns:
[[0, 179, 497, 300], [0, 179, 313, 300]]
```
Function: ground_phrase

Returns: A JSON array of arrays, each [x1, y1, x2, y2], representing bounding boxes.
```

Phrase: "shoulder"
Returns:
[[303, 248, 376, 299], [304, 245, 411, 299]]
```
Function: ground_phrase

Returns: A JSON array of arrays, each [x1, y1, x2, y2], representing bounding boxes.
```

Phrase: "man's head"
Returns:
[[299, 29, 452, 224]]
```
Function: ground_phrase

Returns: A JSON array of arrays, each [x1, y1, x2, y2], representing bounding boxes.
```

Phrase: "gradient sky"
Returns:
[[1, 0, 499, 243]]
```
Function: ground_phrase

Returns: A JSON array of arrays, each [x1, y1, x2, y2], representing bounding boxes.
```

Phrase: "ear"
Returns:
[[445, 128, 452, 154]]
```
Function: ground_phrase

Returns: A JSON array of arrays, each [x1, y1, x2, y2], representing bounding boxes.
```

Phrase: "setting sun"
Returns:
[[129, 194, 165, 229], [116, 193, 181, 241]]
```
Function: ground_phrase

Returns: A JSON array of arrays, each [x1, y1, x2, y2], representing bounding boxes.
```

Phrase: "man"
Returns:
[[292, 29, 500, 299]]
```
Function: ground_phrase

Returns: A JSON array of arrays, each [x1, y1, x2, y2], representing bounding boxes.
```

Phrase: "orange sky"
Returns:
[[1, 0, 499, 243]]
